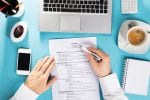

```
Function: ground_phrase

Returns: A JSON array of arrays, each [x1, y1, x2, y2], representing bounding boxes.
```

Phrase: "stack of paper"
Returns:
[[49, 37, 100, 100]]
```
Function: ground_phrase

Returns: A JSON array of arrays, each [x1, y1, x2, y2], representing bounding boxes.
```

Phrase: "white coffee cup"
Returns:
[[127, 26, 150, 47]]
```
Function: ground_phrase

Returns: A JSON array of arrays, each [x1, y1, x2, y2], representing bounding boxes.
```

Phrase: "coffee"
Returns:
[[128, 29, 145, 45], [14, 25, 24, 38]]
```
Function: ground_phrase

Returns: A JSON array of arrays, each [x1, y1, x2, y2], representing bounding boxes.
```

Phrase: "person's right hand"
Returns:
[[86, 48, 111, 78], [25, 56, 57, 94]]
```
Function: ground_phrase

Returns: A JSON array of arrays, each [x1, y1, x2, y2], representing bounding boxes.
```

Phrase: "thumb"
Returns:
[[47, 76, 57, 88], [85, 52, 99, 72]]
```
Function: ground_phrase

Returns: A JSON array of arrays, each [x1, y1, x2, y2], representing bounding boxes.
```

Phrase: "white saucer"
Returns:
[[118, 20, 150, 54], [12, 0, 24, 17], [10, 21, 27, 43]]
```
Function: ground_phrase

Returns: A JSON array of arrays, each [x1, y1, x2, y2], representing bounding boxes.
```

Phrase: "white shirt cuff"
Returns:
[[12, 83, 39, 100], [99, 73, 121, 95]]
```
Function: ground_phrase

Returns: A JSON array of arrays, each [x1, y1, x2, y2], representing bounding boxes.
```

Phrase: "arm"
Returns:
[[86, 48, 128, 100], [10, 56, 57, 100], [99, 73, 128, 100], [10, 84, 39, 100]]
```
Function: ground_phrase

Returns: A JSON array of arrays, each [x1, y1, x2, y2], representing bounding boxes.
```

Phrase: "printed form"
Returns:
[[49, 37, 100, 100]]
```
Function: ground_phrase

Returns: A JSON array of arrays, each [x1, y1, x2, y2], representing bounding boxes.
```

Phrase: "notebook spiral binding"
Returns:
[[121, 59, 129, 91]]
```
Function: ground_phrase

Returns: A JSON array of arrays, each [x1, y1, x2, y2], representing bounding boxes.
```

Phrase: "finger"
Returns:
[[44, 60, 55, 76], [32, 58, 43, 71], [35, 56, 49, 72], [46, 76, 57, 88], [87, 47, 107, 58], [40, 57, 54, 74], [85, 52, 97, 65], [85, 52, 92, 61], [85, 52, 101, 68]]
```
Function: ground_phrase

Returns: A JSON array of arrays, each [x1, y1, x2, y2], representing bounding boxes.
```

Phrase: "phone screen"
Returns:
[[18, 53, 30, 70]]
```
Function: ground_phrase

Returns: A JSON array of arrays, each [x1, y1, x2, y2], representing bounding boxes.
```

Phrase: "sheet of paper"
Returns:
[[124, 59, 150, 96], [49, 37, 100, 100]]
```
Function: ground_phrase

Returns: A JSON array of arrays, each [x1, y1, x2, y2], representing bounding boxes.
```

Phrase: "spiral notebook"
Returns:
[[122, 58, 150, 96]]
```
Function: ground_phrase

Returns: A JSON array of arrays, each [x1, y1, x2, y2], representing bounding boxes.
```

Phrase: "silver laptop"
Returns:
[[39, 0, 112, 34]]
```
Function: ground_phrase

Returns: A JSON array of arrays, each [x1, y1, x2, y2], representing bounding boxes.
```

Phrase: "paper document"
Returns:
[[49, 37, 100, 100]]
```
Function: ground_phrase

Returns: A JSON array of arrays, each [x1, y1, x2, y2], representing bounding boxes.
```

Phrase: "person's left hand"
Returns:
[[25, 56, 57, 94]]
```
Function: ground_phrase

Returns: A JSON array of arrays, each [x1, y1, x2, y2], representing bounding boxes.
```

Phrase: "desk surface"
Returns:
[[0, 0, 150, 100]]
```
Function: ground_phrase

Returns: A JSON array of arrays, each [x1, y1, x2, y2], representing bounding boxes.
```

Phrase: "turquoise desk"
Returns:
[[0, 0, 150, 100]]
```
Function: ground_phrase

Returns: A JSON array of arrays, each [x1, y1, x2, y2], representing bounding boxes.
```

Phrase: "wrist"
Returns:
[[24, 83, 39, 94], [24, 82, 30, 90], [99, 72, 111, 78], [98, 69, 111, 78], [13, 84, 39, 99]]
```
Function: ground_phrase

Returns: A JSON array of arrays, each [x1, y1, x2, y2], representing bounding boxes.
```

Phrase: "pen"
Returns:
[[79, 45, 102, 62]]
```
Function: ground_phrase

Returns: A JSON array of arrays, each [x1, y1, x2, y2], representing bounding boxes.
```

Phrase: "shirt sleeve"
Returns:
[[10, 83, 39, 100], [99, 73, 128, 100]]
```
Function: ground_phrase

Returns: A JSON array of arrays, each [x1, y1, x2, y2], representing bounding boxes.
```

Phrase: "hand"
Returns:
[[86, 48, 111, 78], [25, 56, 57, 94]]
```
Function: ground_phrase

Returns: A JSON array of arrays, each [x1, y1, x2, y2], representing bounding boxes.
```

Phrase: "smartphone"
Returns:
[[17, 48, 31, 75]]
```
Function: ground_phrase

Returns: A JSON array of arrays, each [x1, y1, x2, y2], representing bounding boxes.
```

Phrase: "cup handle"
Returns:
[[147, 33, 150, 47], [128, 22, 138, 29]]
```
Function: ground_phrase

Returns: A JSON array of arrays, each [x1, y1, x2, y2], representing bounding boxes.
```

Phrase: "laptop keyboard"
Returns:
[[43, 0, 108, 14]]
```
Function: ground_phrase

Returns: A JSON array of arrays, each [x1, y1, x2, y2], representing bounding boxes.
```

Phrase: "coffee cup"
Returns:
[[0, 0, 24, 17], [127, 25, 150, 47]]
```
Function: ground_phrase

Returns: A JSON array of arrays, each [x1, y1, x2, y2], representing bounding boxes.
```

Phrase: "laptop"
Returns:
[[39, 0, 112, 34]]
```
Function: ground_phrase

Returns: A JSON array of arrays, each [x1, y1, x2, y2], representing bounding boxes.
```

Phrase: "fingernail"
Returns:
[[50, 56, 54, 59], [48, 56, 55, 61], [39, 58, 43, 61], [45, 56, 50, 58], [45, 56, 50, 59]]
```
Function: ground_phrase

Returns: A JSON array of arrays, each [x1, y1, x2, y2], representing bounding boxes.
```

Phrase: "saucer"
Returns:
[[10, 21, 27, 43], [12, 0, 25, 17], [118, 20, 150, 54]]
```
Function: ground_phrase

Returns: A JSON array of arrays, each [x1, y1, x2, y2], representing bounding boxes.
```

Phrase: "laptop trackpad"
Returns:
[[60, 16, 81, 32]]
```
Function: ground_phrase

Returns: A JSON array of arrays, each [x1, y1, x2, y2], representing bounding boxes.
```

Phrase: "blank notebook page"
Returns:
[[123, 59, 150, 96]]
